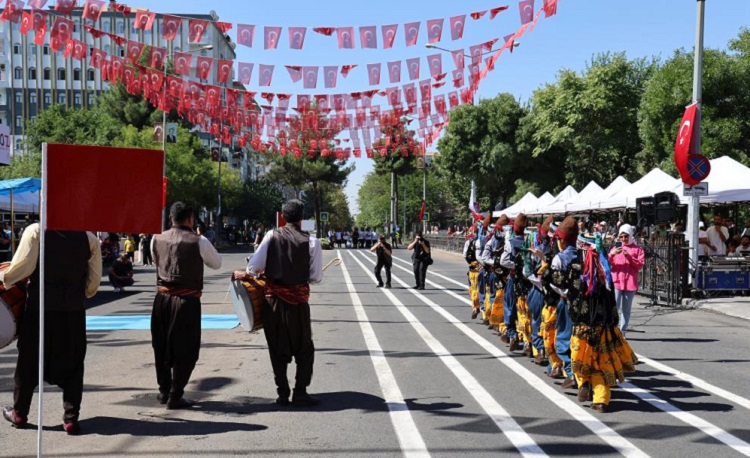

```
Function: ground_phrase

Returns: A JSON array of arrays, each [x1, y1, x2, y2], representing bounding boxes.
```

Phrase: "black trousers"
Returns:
[[108, 274, 134, 288], [14, 307, 87, 422], [375, 262, 392, 286], [142, 250, 153, 265], [151, 293, 201, 400], [263, 296, 315, 396], [413, 260, 429, 288]]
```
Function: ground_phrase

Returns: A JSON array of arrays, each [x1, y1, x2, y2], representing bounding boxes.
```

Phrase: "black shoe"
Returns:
[[385, 284, 391, 289], [413, 285, 420, 289], [157, 393, 169, 405], [418, 286, 425, 290], [3, 407, 27, 429], [166, 398, 195, 410], [275, 396, 290, 406], [291, 392, 320, 407], [376, 283, 384, 288]]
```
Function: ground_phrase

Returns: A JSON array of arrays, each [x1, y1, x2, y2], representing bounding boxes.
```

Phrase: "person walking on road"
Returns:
[[408, 231, 431, 290], [1, 223, 101, 434], [151, 202, 222, 409], [234, 199, 323, 407], [608, 224, 645, 333], [371, 234, 392, 288]]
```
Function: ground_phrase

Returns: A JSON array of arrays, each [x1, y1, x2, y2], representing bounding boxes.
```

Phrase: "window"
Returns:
[[103, 22, 111, 33], [29, 44, 36, 56], [15, 116, 22, 128], [88, 93, 95, 106], [74, 93, 81, 106], [57, 68, 66, 80], [15, 140, 22, 151], [104, 44, 110, 54], [87, 69, 95, 81], [13, 43, 20, 54], [116, 21, 124, 34], [119, 47, 125, 57], [58, 92, 66, 104], [73, 68, 81, 81], [43, 67, 50, 80], [73, 20, 80, 33], [13, 67, 22, 79], [28, 67, 36, 80], [29, 92, 36, 104], [43, 45, 49, 55], [44, 92, 51, 105], [14, 92, 21, 103]]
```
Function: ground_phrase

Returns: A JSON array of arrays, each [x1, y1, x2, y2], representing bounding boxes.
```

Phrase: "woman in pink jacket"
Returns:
[[608, 224, 645, 332]]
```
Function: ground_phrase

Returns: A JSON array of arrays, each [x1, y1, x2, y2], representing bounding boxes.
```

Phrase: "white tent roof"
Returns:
[[674, 156, 750, 204], [567, 176, 630, 213], [531, 185, 579, 215], [493, 192, 537, 217], [598, 168, 679, 210]]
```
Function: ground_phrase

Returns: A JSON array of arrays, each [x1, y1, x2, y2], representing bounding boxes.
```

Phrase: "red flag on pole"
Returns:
[[674, 103, 699, 184], [419, 200, 426, 222]]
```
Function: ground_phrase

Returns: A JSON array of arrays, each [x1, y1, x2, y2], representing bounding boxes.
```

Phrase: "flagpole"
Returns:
[[37, 143, 49, 458], [422, 140, 427, 234], [688, 0, 705, 287]]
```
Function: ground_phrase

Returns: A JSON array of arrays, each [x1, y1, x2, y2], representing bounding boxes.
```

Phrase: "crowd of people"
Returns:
[[462, 212, 642, 413], [326, 227, 403, 249]]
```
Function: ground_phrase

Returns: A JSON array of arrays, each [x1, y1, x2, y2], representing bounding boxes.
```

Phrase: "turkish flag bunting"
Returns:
[[161, 15, 181, 41], [238, 62, 254, 84], [341, 64, 357, 78], [434, 94, 447, 115], [173, 52, 192, 76], [419, 79, 432, 101], [147, 70, 164, 93], [33, 14, 49, 45], [315, 94, 329, 110], [264, 26, 282, 49], [387, 61, 401, 84], [196, 56, 213, 80], [404, 22, 420, 47], [406, 57, 421, 81], [150, 46, 166, 70], [27, 0, 48, 8], [216, 21, 233, 33], [312, 27, 335, 36], [359, 26, 377, 49], [453, 69, 465, 88], [336, 27, 355, 49], [289, 27, 307, 49], [504, 34, 516, 53], [51, 16, 74, 43], [90, 47, 106, 69], [20, 10, 33, 34], [189, 19, 209, 43], [449, 15, 466, 40], [427, 54, 443, 78], [237, 24, 255, 47], [324, 66, 338, 88], [483, 38, 499, 50], [286, 65, 302, 83], [674, 103, 699, 183], [491, 5, 510, 19], [83, 24, 105, 38], [518, 0, 534, 24], [404, 83, 417, 105], [133, 11, 155, 30], [297, 94, 310, 111], [126, 40, 145, 65], [470, 10, 487, 20], [82, 0, 105, 22], [543, 0, 558, 17], [426, 19, 444, 44], [386, 87, 401, 107], [469, 44, 483, 66], [54, 0, 76, 16], [448, 91, 459, 108], [452, 49, 465, 69], [259, 64, 274, 86], [381, 24, 398, 49], [302, 66, 319, 89], [217, 59, 233, 84], [367, 63, 381, 86], [64, 39, 87, 60]]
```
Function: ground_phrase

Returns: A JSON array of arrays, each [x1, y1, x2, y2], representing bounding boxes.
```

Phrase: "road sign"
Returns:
[[424, 154, 434, 168], [683, 182, 708, 197], [320, 212, 329, 222], [686, 154, 711, 184], [0, 124, 10, 165], [422, 212, 430, 222], [416, 156, 425, 169]]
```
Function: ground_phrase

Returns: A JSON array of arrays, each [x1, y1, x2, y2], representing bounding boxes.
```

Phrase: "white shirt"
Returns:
[[246, 229, 323, 283], [150, 232, 222, 270], [698, 230, 708, 256], [705, 225, 729, 256]]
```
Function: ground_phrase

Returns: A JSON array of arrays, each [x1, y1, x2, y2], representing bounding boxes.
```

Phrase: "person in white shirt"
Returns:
[[698, 221, 709, 258], [706, 215, 729, 256]]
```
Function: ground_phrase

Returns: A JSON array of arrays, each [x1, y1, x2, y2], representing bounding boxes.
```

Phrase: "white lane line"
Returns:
[[337, 251, 430, 458], [372, 252, 649, 458], [620, 382, 750, 456], [394, 252, 750, 413], [390, 254, 467, 289], [347, 251, 546, 457]]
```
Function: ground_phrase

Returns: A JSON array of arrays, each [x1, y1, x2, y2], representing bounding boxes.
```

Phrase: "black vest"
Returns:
[[153, 227, 204, 291], [28, 230, 90, 312], [265, 225, 310, 286]]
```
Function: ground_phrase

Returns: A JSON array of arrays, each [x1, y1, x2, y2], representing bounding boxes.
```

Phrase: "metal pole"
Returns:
[[688, 0, 705, 287], [422, 146, 427, 234], [403, 176, 406, 239], [390, 171, 395, 236]]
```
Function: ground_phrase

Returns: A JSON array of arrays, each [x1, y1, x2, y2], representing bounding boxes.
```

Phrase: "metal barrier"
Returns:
[[637, 234, 689, 306], [428, 235, 466, 254]]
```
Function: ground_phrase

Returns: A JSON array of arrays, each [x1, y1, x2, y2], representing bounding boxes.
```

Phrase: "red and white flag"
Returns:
[[387, 61, 401, 84], [381, 24, 398, 49], [359, 26, 377, 49], [519, 0, 535, 24], [259, 64, 274, 86], [452, 49, 465, 70], [674, 103, 699, 184], [173, 52, 192, 76], [237, 24, 255, 47], [189, 19, 209, 43], [419, 200, 426, 222], [341, 64, 357, 78], [490, 5, 510, 19], [404, 22, 420, 47], [217, 60, 233, 84], [324, 66, 338, 88], [126, 40, 145, 64], [449, 15, 466, 40], [53, 0, 76, 16], [406, 57, 421, 80], [289, 27, 307, 49], [238, 62, 254, 85], [264, 26, 282, 50], [302, 66, 319, 89], [426, 19, 444, 44], [64, 39, 86, 60], [81, 0, 105, 22], [161, 15, 181, 41], [150, 46, 166, 70], [427, 54, 443, 78], [367, 63, 381, 86], [196, 56, 213, 80], [19, 10, 33, 34], [286, 65, 302, 83], [470, 10, 487, 20], [89, 48, 106, 69], [543, 0, 558, 17], [337, 27, 355, 49]]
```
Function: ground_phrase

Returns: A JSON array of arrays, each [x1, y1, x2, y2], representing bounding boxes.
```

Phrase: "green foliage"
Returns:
[[234, 178, 284, 228], [317, 183, 354, 230], [95, 83, 157, 130], [23, 104, 121, 156]]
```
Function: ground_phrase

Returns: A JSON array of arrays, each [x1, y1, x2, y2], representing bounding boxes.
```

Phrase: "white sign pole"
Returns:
[[37, 143, 48, 457], [688, 1, 705, 287]]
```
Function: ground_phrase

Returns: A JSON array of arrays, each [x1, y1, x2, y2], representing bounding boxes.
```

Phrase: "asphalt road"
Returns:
[[1, 246, 749, 457]]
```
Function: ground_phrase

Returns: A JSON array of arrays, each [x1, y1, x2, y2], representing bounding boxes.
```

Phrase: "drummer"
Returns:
[[1, 223, 101, 434], [233, 199, 323, 407]]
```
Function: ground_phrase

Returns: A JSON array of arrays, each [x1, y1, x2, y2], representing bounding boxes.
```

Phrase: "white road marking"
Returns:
[[348, 251, 546, 457], [337, 251, 430, 458], [374, 252, 649, 458]]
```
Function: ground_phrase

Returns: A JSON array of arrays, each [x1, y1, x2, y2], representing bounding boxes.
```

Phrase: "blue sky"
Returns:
[[128, 0, 747, 214]]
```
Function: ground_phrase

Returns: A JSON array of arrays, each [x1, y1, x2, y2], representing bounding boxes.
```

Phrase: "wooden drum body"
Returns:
[[229, 277, 266, 332]]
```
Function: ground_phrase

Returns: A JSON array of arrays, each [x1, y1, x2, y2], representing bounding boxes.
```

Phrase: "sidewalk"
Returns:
[[681, 296, 750, 322]]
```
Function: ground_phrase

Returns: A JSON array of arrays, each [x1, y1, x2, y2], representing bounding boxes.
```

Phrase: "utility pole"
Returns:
[[688, 0, 705, 286]]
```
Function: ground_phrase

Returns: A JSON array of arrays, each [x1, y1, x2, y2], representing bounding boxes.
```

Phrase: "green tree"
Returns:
[[23, 104, 121, 156], [95, 83, 158, 130], [234, 178, 284, 228], [316, 183, 354, 230]]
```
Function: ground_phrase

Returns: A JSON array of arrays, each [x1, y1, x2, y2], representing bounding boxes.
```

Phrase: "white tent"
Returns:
[[531, 185, 579, 215], [674, 156, 750, 204], [567, 176, 631, 213], [493, 192, 537, 217], [543, 181, 602, 215], [597, 169, 679, 210]]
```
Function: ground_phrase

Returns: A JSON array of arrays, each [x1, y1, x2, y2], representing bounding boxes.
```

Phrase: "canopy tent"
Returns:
[[567, 176, 631, 213], [0, 177, 41, 213], [528, 185, 578, 215], [597, 169, 679, 210], [540, 181, 602, 215], [673, 156, 750, 204], [493, 192, 537, 217]]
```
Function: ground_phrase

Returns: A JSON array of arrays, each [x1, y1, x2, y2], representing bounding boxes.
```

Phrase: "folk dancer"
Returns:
[[481, 215, 510, 331], [463, 228, 482, 317], [235, 200, 323, 406], [2, 223, 101, 434], [499, 213, 527, 351], [526, 217, 555, 365], [473, 214, 492, 322], [151, 202, 222, 409]]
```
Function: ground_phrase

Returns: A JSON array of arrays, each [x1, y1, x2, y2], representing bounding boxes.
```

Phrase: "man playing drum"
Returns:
[[233, 199, 323, 407], [1, 223, 101, 434]]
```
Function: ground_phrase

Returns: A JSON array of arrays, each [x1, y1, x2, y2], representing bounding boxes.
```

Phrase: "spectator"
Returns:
[[608, 224, 645, 333], [108, 251, 134, 293], [730, 232, 750, 257], [0, 222, 11, 262], [140, 234, 154, 266], [706, 215, 729, 256], [698, 221, 710, 259], [408, 231, 431, 290], [124, 234, 136, 262]]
